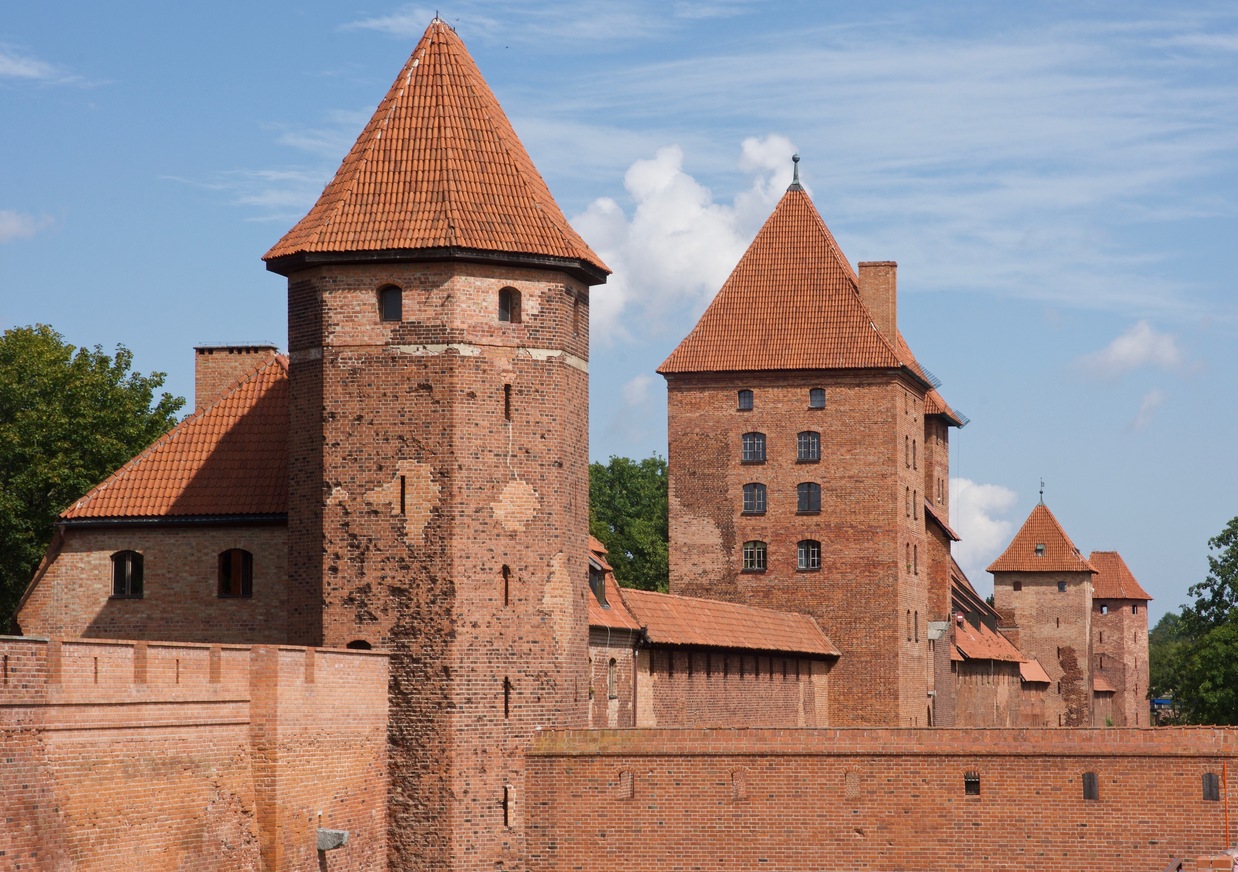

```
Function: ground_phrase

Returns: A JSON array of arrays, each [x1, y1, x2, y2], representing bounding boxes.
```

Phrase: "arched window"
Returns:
[[378, 285, 402, 322], [111, 551, 143, 597], [346, 640, 372, 650], [742, 483, 766, 514], [607, 658, 618, 699], [742, 541, 767, 572], [741, 432, 766, 463], [797, 431, 820, 462], [797, 539, 821, 571], [796, 482, 821, 514], [737, 389, 754, 411], [498, 287, 522, 323], [218, 548, 254, 597]]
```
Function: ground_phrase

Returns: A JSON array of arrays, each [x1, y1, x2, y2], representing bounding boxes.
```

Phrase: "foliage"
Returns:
[[1156, 517, 1238, 724], [0, 325, 183, 625], [589, 455, 668, 592]]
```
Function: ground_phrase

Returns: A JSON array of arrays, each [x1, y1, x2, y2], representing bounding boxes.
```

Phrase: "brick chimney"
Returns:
[[857, 261, 898, 344], [194, 343, 278, 412]]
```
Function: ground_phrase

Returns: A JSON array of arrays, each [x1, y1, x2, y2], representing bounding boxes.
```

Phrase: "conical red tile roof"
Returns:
[[264, 18, 607, 283], [1089, 551, 1152, 600], [987, 503, 1097, 574], [61, 355, 288, 519], [658, 186, 902, 374]]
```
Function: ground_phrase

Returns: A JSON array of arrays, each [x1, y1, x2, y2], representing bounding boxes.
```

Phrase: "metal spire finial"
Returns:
[[1039, 478, 1045, 504], [788, 153, 803, 191]]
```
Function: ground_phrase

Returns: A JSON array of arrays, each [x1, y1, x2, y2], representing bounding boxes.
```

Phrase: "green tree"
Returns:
[[0, 325, 183, 624], [1172, 517, 1238, 724], [1147, 610, 1188, 717], [589, 455, 668, 592]]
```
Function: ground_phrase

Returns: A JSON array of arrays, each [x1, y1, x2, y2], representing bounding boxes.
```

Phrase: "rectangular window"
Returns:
[[737, 389, 753, 411], [808, 388, 826, 409], [1082, 772, 1099, 801], [1058, 581, 1067, 593], [797, 540, 820, 571], [1204, 772, 1221, 802], [797, 431, 820, 462], [741, 432, 766, 463], [742, 483, 766, 514], [742, 541, 767, 572], [964, 772, 981, 796], [797, 482, 821, 514]]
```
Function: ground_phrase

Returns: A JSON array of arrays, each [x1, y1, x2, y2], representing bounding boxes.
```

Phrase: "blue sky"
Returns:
[[3, 1, 1236, 621]]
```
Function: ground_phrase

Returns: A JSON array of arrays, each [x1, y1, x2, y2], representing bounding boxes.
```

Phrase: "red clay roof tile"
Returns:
[[1093, 675, 1117, 693], [1020, 659, 1051, 684], [264, 19, 606, 281], [587, 538, 642, 631], [1089, 550, 1152, 601], [658, 187, 903, 374], [987, 503, 1097, 574], [61, 355, 288, 520], [618, 587, 838, 657], [953, 616, 1024, 663]]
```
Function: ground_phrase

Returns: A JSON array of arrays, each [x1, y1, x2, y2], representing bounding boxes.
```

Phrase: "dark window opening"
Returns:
[[914, 610, 919, 642], [1100, 604, 1108, 614], [797, 431, 820, 462], [346, 640, 372, 650], [737, 389, 753, 411], [741, 432, 766, 463], [608, 658, 618, 699], [399, 475, 406, 515], [1013, 581, 1022, 592], [1058, 581, 1068, 593], [503, 564, 512, 607], [797, 482, 821, 514], [1082, 772, 1099, 801], [742, 482, 767, 514], [111, 550, 144, 598], [742, 541, 767, 572], [502, 786, 511, 827], [1035, 543, 1046, 557], [1132, 604, 1138, 614], [379, 285, 402, 322], [808, 388, 826, 409], [1204, 772, 1221, 802], [797, 540, 820, 571], [503, 677, 512, 718], [498, 287, 522, 323], [218, 549, 254, 597], [503, 384, 512, 421], [965, 772, 981, 796]]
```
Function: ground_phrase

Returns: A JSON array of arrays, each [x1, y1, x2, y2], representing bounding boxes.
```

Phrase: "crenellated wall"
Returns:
[[0, 636, 388, 872], [526, 727, 1238, 872]]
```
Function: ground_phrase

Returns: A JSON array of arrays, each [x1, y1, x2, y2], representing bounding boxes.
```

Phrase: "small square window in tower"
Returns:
[[498, 287, 522, 323], [964, 772, 981, 796], [742, 483, 767, 514], [737, 389, 754, 410], [808, 388, 826, 409], [741, 432, 766, 463], [742, 541, 767, 572], [1058, 581, 1067, 593], [797, 431, 820, 462], [797, 482, 821, 514]]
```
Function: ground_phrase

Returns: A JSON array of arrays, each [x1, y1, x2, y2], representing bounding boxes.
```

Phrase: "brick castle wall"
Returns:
[[526, 727, 1238, 872], [1093, 597, 1151, 726], [588, 629, 637, 729], [665, 371, 931, 727], [0, 636, 387, 872], [17, 524, 288, 643], [285, 260, 590, 871]]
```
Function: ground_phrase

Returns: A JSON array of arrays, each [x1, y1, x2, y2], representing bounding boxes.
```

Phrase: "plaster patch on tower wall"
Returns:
[[492, 478, 540, 532], [523, 348, 588, 373], [327, 485, 349, 506], [393, 343, 484, 358], [365, 460, 439, 539], [543, 551, 574, 657]]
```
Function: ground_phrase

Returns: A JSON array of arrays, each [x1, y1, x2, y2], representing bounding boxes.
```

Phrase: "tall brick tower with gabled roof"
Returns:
[[265, 19, 607, 871], [1089, 550, 1152, 725], [990, 501, 1097, 726], [659, 162, 963, 727]]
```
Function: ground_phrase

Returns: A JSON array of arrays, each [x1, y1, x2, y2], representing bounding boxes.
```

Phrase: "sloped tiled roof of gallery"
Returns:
[[658, 184, 902, 374], [264, 18, 606, 279], [1089, 551, 1153, 601], [61, 355, 288, 519], [987, 503, 1097, 574]]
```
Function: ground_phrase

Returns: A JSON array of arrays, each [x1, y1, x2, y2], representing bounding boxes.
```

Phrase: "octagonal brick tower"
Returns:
[[264, 19, 608, 871]]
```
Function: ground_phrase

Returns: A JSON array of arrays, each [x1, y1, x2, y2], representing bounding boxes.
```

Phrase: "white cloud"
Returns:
[[573, 135, 796, 341], [1078, 321, 1184, 379], [0, 210, 54, 243], [0, 46, 80, 84], [621, 373, 654, 407], [1130, 388, 1166, 431], [950, 478, 1019, 587]]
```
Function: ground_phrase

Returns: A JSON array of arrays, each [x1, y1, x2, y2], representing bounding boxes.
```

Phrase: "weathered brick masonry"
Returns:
[[0, 636, 388, 871], [526, 727, 1238, 871]]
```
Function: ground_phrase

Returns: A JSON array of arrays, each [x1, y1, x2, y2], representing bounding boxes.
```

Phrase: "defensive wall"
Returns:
[[0, 636, 388, 871], [526, 727, 1238, 872]]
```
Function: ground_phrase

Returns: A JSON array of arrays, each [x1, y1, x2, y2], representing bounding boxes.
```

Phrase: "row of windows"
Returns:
[[737, 388, 826, 411], [378, 284, 585, 334], [742, 482, 822, 514], [742, 540, 821, 572], [742, 431, 821, 463], [110, 549, 254, 599]]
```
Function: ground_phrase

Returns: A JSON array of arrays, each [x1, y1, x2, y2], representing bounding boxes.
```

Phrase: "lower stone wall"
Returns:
[[0, 637, 387, 872], [526, 727, 1238, 872]]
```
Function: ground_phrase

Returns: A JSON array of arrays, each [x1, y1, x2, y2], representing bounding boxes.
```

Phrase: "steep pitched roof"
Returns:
[[1089, 551, 1153, 601], [953, 617, 1024, 663], [987, 503, 1097, 574], [658, 187, 903, 374], [264, 18, 607, 283], [61, 355, 288, 520], [619, 588, 839, 657], [1020, 659, 1051, 684], [587, 537, 642, 632]]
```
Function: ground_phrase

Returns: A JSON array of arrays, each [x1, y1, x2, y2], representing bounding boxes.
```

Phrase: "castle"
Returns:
[[4, 18, 1232, 872]]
